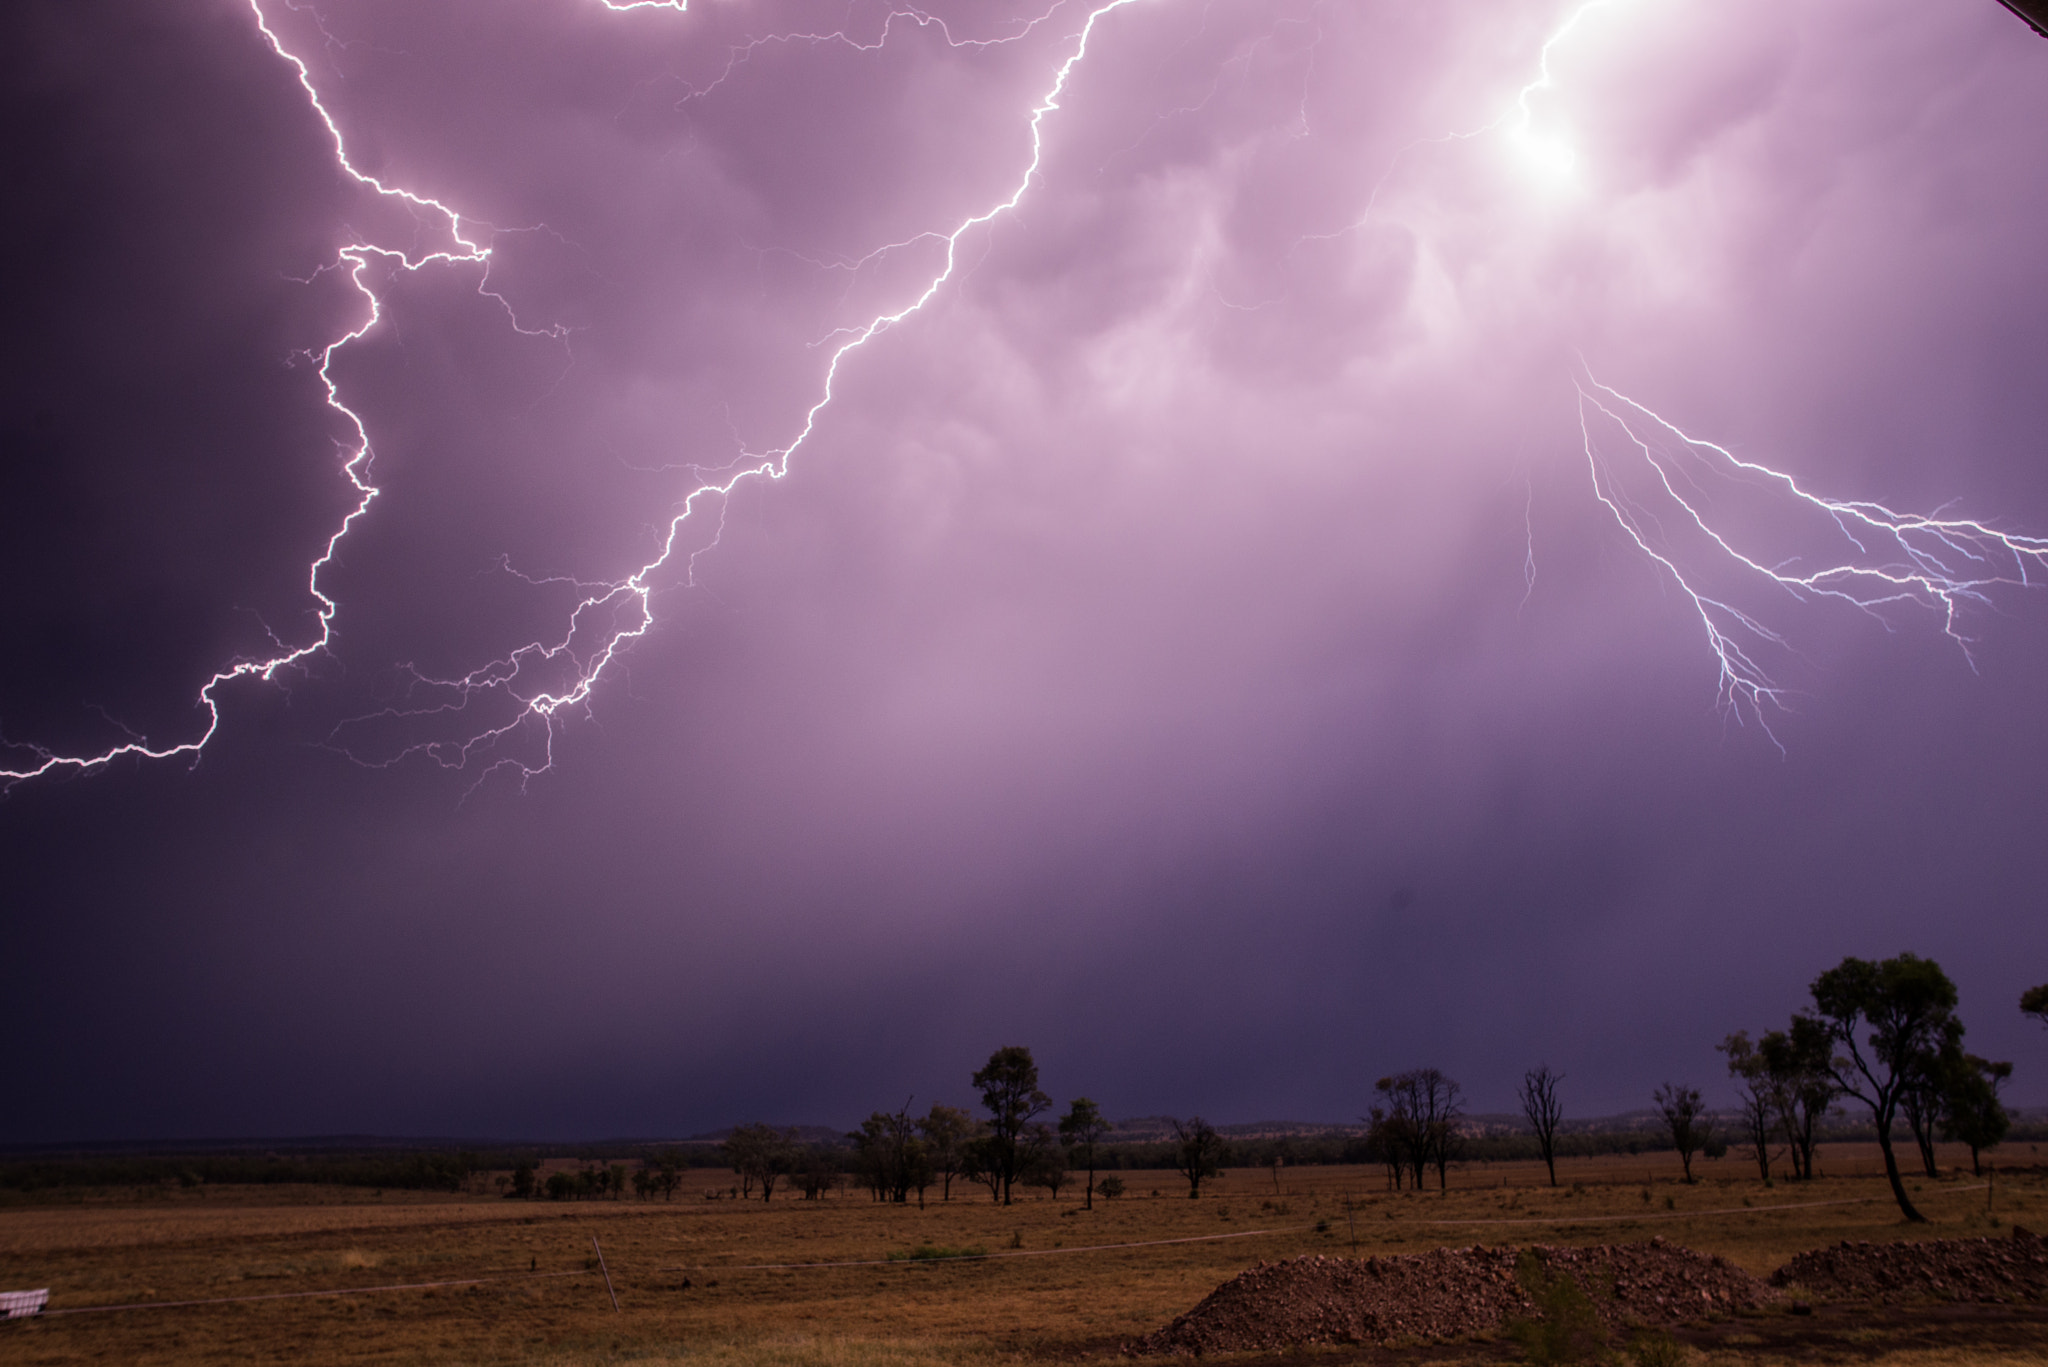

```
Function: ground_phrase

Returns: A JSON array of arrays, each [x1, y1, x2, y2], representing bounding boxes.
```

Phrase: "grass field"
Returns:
[[2, 1143, 2044, 1366]]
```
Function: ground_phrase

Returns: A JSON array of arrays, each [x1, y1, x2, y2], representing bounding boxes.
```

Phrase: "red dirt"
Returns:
[[1771, 1227, 2048, 1304], [1125, 1238, 1774, 1356]]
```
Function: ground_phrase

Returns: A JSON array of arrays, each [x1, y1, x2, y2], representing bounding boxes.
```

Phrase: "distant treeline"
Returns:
[[0, 1145, 721, 1194], [7, 1118, 2039, 1196]]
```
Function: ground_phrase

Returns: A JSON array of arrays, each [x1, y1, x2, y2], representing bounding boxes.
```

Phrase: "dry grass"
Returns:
[[0, 1145, 2042, 1365]]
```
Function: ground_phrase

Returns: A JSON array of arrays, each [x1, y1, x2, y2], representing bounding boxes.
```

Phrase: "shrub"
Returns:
[[1505, 1252, 1612, 1365]]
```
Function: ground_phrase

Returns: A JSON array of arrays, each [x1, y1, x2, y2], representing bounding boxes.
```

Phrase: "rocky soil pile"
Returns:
[[1125, 1238, 1774, 1356], [1772, 1227, 2048, 1304]]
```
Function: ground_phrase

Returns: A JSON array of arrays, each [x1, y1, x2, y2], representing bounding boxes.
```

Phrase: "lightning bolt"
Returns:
[[4, 0, 1147, 794], [0, 0, 588, 791], [1578, 376, 2048, 748]]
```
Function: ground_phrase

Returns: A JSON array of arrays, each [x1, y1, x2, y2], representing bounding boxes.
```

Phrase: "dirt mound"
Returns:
[[1125, 1238, 1775, 1356], [1771, 1228, 2048, 1304]]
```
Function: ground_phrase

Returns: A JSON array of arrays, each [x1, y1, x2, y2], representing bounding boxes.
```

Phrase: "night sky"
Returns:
[[4, 0, 2046, 1145]]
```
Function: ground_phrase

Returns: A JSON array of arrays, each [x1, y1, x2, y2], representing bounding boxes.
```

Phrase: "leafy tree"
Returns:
[[919, 1104, 975, 1202], [852, 1103, 930, 1205], [1899, 1018, 1966, 1179], [1652, 1083, 1710, 1184], [652, 1152, 684, 1201], [793, 1145, 843, 1200], [1363, 1105, 1409, 1190], [1171, 1116, 1225, 1198], [1025, 1139, 1070, 1200], [960, 1133, 1004, 1203], [1758, 1016, 1837, 1181], [1718, 1033, 1778, 1184], [2023, 984, 2048, 1029], [723, 1123, 794, 1202], [1518, 1065, 1566, 1188], [1940, 1054, 2012, 1177], [972, 1046, 1051, 1206], [510, 1161, 536, 1200], [1059, 1098, 1111, 1210], [1810, 953, 1961, 1222]]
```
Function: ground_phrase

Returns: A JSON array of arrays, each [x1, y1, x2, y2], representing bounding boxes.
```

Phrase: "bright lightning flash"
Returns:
[[0, 0, 1145, 793], [1578, 377, 2048, 747]]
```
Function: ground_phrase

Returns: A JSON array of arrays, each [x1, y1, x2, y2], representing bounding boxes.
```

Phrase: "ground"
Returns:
[[1, 1143, 2044, 1365]]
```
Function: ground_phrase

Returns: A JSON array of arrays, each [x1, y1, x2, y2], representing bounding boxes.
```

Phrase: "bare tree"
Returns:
[[1171, 1116, 1226, 1198], [1518, 1065, 1565, 1187], [1375, 1069, 1463, 1190], [1059, 1098, 1110, 1210], [1263, 1136, 1294, 1193], [1652, 1083, 1710, 1184]]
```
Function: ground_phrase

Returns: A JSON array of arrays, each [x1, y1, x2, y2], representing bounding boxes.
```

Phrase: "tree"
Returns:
[[1758, 1016, 1837, 1181], [1363, 1105, 1409, 1190], [1263, 1136, 1295, 1194], [852, 1103, 929, 1204], [1518, 1065, 1566, 1188], [972, 1045, 1052, 1206], [1171, 1116, 1225, 1198], [961, 1133, 1004, 1203], [1374, 1069, 1463, 1191], [1059, 1098, 1111, 1211], [723, 1123, 794, 1202], [2023, 984, 2048, 1029], [651, 1151, 684, 1201], [1653, 1083, 1710, 1184], [1718, 1033, 1778, 1184], [1898, 1018, 1966, 1179], [1810, 953, 1961, 1222], [1025, 1140, 1071, 1200], [919, 1104, 975, 1202], [1941, 1054, 2012, 1177], [794, 1145, 843, 1201]]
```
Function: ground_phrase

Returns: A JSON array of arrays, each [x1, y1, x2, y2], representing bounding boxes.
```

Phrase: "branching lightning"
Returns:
[[0, 0, 1146, 792], [1578, 377, 2048, 747]]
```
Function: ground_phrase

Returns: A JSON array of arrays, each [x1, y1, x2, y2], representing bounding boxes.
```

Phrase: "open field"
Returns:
[[3, 1145, 2045, 1366]]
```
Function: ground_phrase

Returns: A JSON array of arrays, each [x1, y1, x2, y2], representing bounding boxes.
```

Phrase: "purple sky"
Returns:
[[3, 0, 2047, 1144]]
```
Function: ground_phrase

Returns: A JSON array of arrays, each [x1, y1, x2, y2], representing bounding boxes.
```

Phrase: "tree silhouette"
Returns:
[[1059, 1098, 1110, 1210], [1518, 1065, 1565, 1187], [1810, 953, 1961, 1222], [972, 1045, 1051, 1206]]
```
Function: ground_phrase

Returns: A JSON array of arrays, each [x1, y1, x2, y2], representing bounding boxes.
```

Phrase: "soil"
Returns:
[[1125, 1236, 1776, 1356], [1771, 1226, 2048, 1304]]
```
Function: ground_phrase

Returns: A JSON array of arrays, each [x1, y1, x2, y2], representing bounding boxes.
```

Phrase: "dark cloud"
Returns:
[[3, 0, 2046, 1144]]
